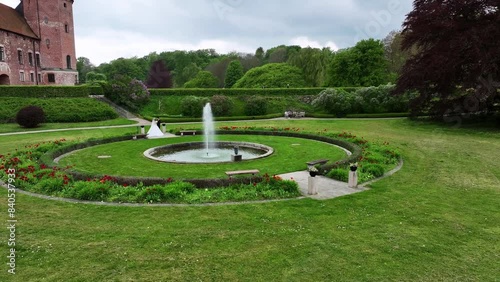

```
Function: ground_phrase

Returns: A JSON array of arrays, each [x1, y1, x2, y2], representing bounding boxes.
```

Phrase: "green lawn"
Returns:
[[0, 118, 137, 134], [59, 135, 347, 179], [0, 118, 499, 281]]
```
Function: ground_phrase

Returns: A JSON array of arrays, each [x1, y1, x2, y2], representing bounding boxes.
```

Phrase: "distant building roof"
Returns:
[[0, 3, 38, 39]]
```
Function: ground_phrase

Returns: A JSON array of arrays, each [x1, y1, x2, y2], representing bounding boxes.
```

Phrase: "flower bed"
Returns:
[[0, 139, 300, 204]]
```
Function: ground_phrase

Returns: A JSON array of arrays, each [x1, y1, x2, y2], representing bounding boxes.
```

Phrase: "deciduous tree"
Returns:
[[394, 0, 500, 119]]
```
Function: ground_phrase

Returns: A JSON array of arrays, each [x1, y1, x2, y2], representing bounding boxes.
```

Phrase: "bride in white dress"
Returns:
[[147, 118, 164, 137]]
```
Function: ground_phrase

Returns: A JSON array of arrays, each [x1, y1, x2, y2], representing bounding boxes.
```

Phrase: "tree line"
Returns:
[[77, 30, 411, 89]]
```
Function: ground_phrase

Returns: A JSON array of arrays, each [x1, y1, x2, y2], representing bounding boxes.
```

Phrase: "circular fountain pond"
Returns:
[[144, 141, 273, 164]]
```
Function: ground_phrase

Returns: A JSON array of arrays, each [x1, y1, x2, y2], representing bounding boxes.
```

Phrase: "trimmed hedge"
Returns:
[[148, 87, 361, 97], [0, 85, 102, 98], [0, 98, 118, 123]]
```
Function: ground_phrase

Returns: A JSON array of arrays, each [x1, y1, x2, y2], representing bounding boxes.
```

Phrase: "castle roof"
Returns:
[[0, 3, 38, 39]]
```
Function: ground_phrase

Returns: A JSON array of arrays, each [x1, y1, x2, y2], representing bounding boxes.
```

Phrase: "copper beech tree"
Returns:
[[394, 0, 500, 120]]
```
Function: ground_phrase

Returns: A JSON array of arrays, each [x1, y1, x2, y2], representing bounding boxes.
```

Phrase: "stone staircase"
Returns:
[[90, 95, 138, 119]]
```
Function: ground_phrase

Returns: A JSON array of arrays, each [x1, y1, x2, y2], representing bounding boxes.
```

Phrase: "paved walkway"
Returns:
[[278, 171, 368, 200]]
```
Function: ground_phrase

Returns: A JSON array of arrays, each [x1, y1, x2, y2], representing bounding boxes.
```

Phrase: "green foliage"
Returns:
[[180, 96, 210, 117], [233, 63, 307, 88], [288, 47, 333, 87], [34, 178, 65, 194], [0, 98, 118, 123], [16, 106, 45, 128], [0, 85, 95, 98], [64, 181, 112, 201], [327, 168, 349, 182], [85, 71, 107, 83], [148, 88, 327, 97], [183, 71, 219, 88], [312, 88, 353, 117], [106, 76, 150, 111], [353, 84, 411, 113], [244, 96, 268, 116], [361, 164, 385, 178], [210, 95, 234, 117], [327, 39, 389, 87], [224, 60, 244, 88], [77, 57, 96, 84], [97, 58, 147, 81]]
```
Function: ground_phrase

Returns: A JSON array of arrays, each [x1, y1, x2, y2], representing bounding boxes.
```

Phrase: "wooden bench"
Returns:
[[225, 169, 260, 178], [306, 159, 329, 166], [180, 130, 197, 136], [133, 134, 148, 140]]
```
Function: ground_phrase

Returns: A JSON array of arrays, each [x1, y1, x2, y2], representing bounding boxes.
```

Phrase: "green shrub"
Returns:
[[312, 88, 353, 117], [184, 71, 219, 88], [244, 96, 268, 116], [233, 63, 307, 88], [85, 71, 107, 83], [106, 76, 150, 111], [16, 105, 45, 128], [180, 96, 210, 117], [108, 186, 140, 203], [0, 98, 117, 123], [167, 181, 196, 193], [68, 181, 112, 201], [138, 185, 165, 203], [210, 95, 234, 116], [361, 164, 385, 178], [327, 168, 349, 182], [0, 85, 94, 98], [33, 178, 65, 194]]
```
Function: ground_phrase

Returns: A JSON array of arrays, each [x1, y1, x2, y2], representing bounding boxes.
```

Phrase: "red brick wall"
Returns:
[[22, 0, 78, 85], [0, 30, 41, 85], [1, 0, 78, 85]]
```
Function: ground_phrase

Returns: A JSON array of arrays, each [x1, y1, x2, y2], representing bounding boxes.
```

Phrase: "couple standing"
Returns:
[[147, 118, 164, 137]]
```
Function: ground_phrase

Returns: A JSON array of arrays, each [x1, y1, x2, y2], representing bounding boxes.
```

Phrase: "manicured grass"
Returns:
[[0, 118, 137, 134], [0, 119, 499, 281], [58, 135, 347, 179], [0, 127, 137, 153]]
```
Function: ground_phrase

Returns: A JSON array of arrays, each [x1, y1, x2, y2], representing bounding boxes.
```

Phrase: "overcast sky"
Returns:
[[1, 0, 413, 65]]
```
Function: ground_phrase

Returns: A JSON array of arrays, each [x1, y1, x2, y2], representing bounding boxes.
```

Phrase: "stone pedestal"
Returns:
[[140, 125, 145, 134], [231, 154, 242, 162], [348, 171, 358, 188], [161, 123, 167, 133], [308, 176, 317, 195]]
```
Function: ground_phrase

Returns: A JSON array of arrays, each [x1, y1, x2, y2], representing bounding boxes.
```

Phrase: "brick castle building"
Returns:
[[0, 0, 77, 85]]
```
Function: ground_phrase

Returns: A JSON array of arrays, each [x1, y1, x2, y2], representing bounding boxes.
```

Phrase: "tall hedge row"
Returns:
[[0, 85, 103, 98], [148, 87, 361, 97], [0, 98, 118, 123]]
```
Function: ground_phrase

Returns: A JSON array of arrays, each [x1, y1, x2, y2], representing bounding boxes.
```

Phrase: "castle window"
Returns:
[[35, 53, 41, 66], [20, 71, 25, 82], [0, 46, 4, 61], [65, 24, 69, 33], [64, 3, 67, 8], [28, 52, 33, 66], [48, 73, 55, 83], [30, 72, 35, 82], [18, 50, 23, 64], [38, 73, 42, 83], [66, 55, 72, 69]]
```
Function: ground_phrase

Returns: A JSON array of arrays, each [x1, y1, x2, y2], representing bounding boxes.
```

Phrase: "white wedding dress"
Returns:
[[147, 120, 164, 137]]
